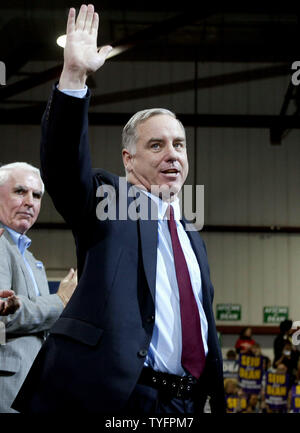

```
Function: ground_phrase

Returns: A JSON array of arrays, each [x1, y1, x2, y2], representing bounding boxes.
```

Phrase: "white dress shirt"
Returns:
[[141, 192, 208, 376]]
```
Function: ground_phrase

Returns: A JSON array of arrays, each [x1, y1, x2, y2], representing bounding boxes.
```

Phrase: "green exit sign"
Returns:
[[263, 306, 289, 324], [216, 304, 241, 321]]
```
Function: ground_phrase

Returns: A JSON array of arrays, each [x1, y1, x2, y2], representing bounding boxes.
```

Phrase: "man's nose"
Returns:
[[24, 193, 34, 207], [164, 142, 177, 161]]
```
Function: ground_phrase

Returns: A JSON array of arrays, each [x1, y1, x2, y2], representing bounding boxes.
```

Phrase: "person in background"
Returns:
[[273, 319, 293, 365], [249, 342, 261, 356], [295, 358, 300, 383], [273, 341, 299, 384], [235, 327, 256, 354], [245, 393, 260, 413], [262, 356, 271, 373], [0, 162, 77, 412], [226, 349, 237, 361], [224, 379, 247, 413]]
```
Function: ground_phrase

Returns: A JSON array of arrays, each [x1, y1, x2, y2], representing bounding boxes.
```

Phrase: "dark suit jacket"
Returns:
[[13, 86, 225, 414]]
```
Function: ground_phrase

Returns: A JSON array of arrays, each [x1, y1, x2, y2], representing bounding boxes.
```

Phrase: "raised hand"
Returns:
[[59, 4, 112, 90]]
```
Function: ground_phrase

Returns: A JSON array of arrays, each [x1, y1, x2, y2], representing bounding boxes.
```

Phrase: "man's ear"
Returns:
[[122, 149, 133, 172]]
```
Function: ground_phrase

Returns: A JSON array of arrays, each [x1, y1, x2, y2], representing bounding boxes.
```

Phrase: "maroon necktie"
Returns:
[[167, 205, 206, 379]]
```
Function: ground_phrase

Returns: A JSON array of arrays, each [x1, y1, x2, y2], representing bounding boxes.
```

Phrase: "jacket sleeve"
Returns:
[[0, 238, 64, 335], [40, 85, 96, 228], [0, 294, 63, 335]]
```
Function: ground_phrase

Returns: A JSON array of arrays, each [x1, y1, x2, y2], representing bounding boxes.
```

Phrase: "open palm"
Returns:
[[63, 4, 112, 76]]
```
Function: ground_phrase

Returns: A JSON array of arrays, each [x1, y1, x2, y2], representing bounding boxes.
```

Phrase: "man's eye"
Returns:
[[151, 143, 160, 149], [15, 189, 25, 195], [174, 142, 184, 148]]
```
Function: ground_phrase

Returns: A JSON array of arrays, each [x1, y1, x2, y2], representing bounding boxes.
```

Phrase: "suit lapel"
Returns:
[[182, 220, 212, 316], [25, 251, 48, 296], [138, 202, 158, 303]]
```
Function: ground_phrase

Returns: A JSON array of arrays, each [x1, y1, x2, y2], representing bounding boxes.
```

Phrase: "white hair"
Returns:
[[0, 162, 44, 194], [122, 108, 185, 154]]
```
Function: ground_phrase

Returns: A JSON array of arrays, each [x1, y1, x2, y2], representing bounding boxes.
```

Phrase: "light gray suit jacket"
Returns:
[[0, 223, 63, 412]]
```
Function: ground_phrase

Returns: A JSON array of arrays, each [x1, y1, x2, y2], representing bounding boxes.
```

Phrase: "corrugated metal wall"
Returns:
[[1, 60, 299, 326]]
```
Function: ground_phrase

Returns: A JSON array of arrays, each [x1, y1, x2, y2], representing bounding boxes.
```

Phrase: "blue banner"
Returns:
[[290, 384, 300, 413], [238, 353, 263, 394], [265, 371, 289, 411]]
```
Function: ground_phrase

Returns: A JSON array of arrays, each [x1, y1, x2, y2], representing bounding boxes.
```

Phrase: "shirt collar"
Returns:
[[139, 188, 182, 221], [3, 225, 31, 255]]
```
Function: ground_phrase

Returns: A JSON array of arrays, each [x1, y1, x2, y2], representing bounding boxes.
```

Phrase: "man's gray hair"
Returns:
[[122, 108, 185, 154], [0, 162, 44, 194]]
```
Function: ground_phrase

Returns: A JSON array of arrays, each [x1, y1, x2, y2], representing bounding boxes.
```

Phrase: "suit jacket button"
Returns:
[[138, 349, 148, 358], [146, 315, 155, 323]]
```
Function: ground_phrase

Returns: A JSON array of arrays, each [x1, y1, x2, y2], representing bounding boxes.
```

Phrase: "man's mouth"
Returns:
[[17, 212, 33, 218], [161, 169, 179, 175]]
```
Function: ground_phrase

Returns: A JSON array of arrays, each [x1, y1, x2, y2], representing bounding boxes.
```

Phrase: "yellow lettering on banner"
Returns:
[[254, 357, 260, 367], [267, 385, 287, 396], [296, 386, 300, 395], [241, 355, 260, 367], [240, 367, 261, 380], [295, 397, 300, 408], [268, 374, 285, 384], [241, 398, 247, 409], [277, 375, 285, 384], [227, 398, 237, 409], [241, 355, 247, 366]]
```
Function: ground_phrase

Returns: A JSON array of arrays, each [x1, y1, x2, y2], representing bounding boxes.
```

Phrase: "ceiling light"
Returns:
[[56, 35, 66, 48]]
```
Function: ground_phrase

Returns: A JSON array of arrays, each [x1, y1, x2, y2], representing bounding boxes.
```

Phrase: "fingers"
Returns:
[[98, 45, 113, 60], [0, 295, 20, 315], [62, 268, 75, 282], [66, 7, 76, 34], [84, 4, 94, 32], [72, 269, 78, 284], [75, 4, 87, 31], [91, 11, 99, 35], [6, 295, 20, 309], [0, 290, 15, 298], [74, 4, 97, 33]]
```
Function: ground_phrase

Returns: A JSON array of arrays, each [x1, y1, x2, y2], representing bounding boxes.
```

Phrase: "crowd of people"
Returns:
[[223, 322, 300, 413]]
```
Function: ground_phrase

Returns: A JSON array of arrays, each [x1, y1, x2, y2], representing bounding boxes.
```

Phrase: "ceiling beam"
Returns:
[[90, 64, 290, 106], [1, 107, 300, 129], [33, 222, 300, 234], [270, 82, 300, 145], [0, 7, 213, 101], [0, 63, 291, 106]]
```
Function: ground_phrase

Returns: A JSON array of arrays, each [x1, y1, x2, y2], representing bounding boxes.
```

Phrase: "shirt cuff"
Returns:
[[57, 85, 88, 99]]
